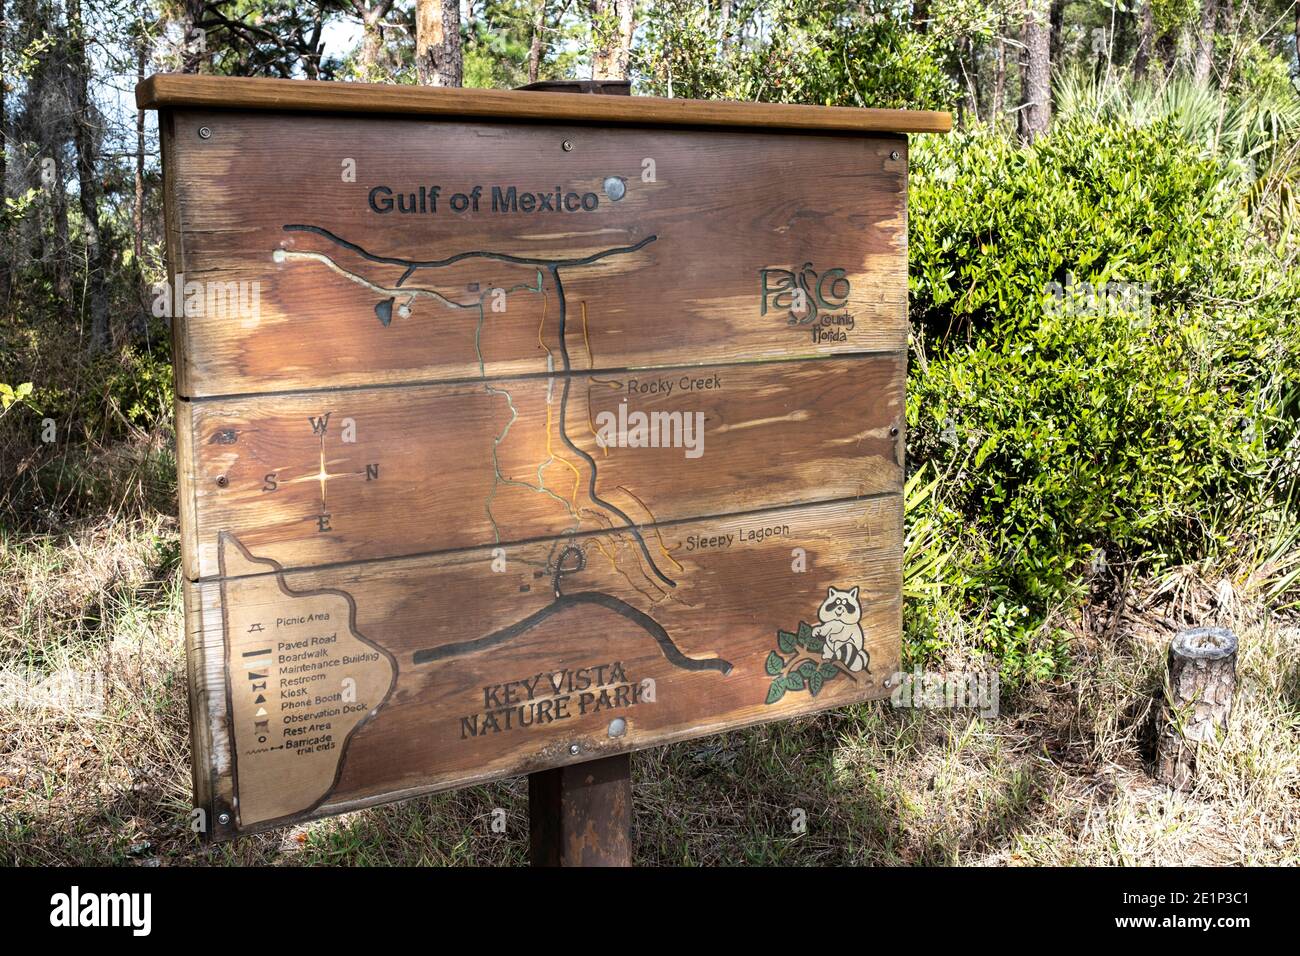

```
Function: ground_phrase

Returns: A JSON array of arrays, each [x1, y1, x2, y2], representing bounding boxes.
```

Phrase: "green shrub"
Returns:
[[905, 118, 1300, 679], [635, 0, 957, 110], [0, 257, 175, 526]]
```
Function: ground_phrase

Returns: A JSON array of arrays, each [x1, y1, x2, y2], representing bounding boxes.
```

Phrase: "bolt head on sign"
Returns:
[[603, 177, 626, 201]]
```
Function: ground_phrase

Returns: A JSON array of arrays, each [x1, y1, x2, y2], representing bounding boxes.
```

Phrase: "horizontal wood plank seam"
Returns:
[[188, 489, 902, 585], [178, 348, 908, 404]]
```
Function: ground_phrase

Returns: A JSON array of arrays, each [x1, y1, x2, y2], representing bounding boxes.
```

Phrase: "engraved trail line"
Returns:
[[273, 226, 726, 673], [278, 224, 668, 583]]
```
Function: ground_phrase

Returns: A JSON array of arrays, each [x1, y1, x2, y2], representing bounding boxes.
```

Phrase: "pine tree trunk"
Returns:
[[134, 36, 146, 267], [440, 0, 462, 87], [416, 0, 461, 87], [590, 0, 632, 79], [49, 159, 70, 300], [415, 0, 443, 85], [1049, 0, 1064, 61], [614, 0, 634, 79], [590, 0, 612, 79], [528, 0, 547, 83], [1193, 0, 1218, 85], [20, 0, 72, 300], [354, 0, 396, 81], [1155, 627, 1238, 790], [180, 0, 205, 72], [67, 0, 109, 351], [359, 16, 384, 79], [1134, 1, 1155, 81], [1018, 0, 1051, 142]]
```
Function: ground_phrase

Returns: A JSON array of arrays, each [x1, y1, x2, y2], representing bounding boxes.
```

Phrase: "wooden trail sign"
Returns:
[[139, 75, 950, 840]]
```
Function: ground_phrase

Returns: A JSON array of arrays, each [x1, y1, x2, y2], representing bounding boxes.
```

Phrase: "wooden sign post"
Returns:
[[529, 754, 633, 866], [139, 75, 949, 852]]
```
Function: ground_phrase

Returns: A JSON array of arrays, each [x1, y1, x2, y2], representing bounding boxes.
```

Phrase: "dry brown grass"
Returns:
[[1, 510, 1296, 866]]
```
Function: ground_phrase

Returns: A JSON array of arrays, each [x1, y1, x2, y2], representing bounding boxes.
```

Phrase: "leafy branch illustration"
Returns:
[[763, 621, 854, 704]]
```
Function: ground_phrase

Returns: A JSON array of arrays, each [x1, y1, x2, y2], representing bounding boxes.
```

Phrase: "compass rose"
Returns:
[[260, 411, 380, 533]]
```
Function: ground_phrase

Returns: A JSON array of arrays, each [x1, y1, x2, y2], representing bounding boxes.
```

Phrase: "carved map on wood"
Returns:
[[154, 91, 913, 839]]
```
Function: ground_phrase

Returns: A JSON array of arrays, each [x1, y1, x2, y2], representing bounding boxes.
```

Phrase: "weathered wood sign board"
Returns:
[[140, 75, 949, 839]]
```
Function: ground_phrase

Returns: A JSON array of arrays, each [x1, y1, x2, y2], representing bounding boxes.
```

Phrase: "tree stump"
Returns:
[[1155, 626, 1238, 790]]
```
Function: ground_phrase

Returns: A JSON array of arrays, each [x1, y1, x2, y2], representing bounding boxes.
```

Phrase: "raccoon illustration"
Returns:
[[813, 585, 869, 673]]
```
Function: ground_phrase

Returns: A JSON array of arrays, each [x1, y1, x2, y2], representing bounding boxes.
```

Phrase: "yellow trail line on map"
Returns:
[[534, 293, 583, 512], [616, 484, 685, 574]]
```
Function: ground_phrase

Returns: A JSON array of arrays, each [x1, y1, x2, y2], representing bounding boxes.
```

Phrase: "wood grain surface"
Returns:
[[179, 355, 904, 579], [138, 74, 952, 134], [163, 110, 907, 397], [185, 496, 901, 837]]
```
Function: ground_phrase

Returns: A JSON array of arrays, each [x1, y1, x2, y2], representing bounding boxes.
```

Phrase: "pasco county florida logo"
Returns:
[[759, 264, 855, 343]]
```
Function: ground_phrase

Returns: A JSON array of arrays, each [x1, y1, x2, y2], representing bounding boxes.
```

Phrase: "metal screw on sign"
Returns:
[[215, 474, 228, 488], [562, 140, 574, 152], [569, 743, 580, 755], [217, 813, 231, 825], [198, 126, 212, 140], [890, 149, 900, 160]]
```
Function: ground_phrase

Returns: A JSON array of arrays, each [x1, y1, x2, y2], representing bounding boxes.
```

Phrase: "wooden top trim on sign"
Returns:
[[136, 75, 952, 134]]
